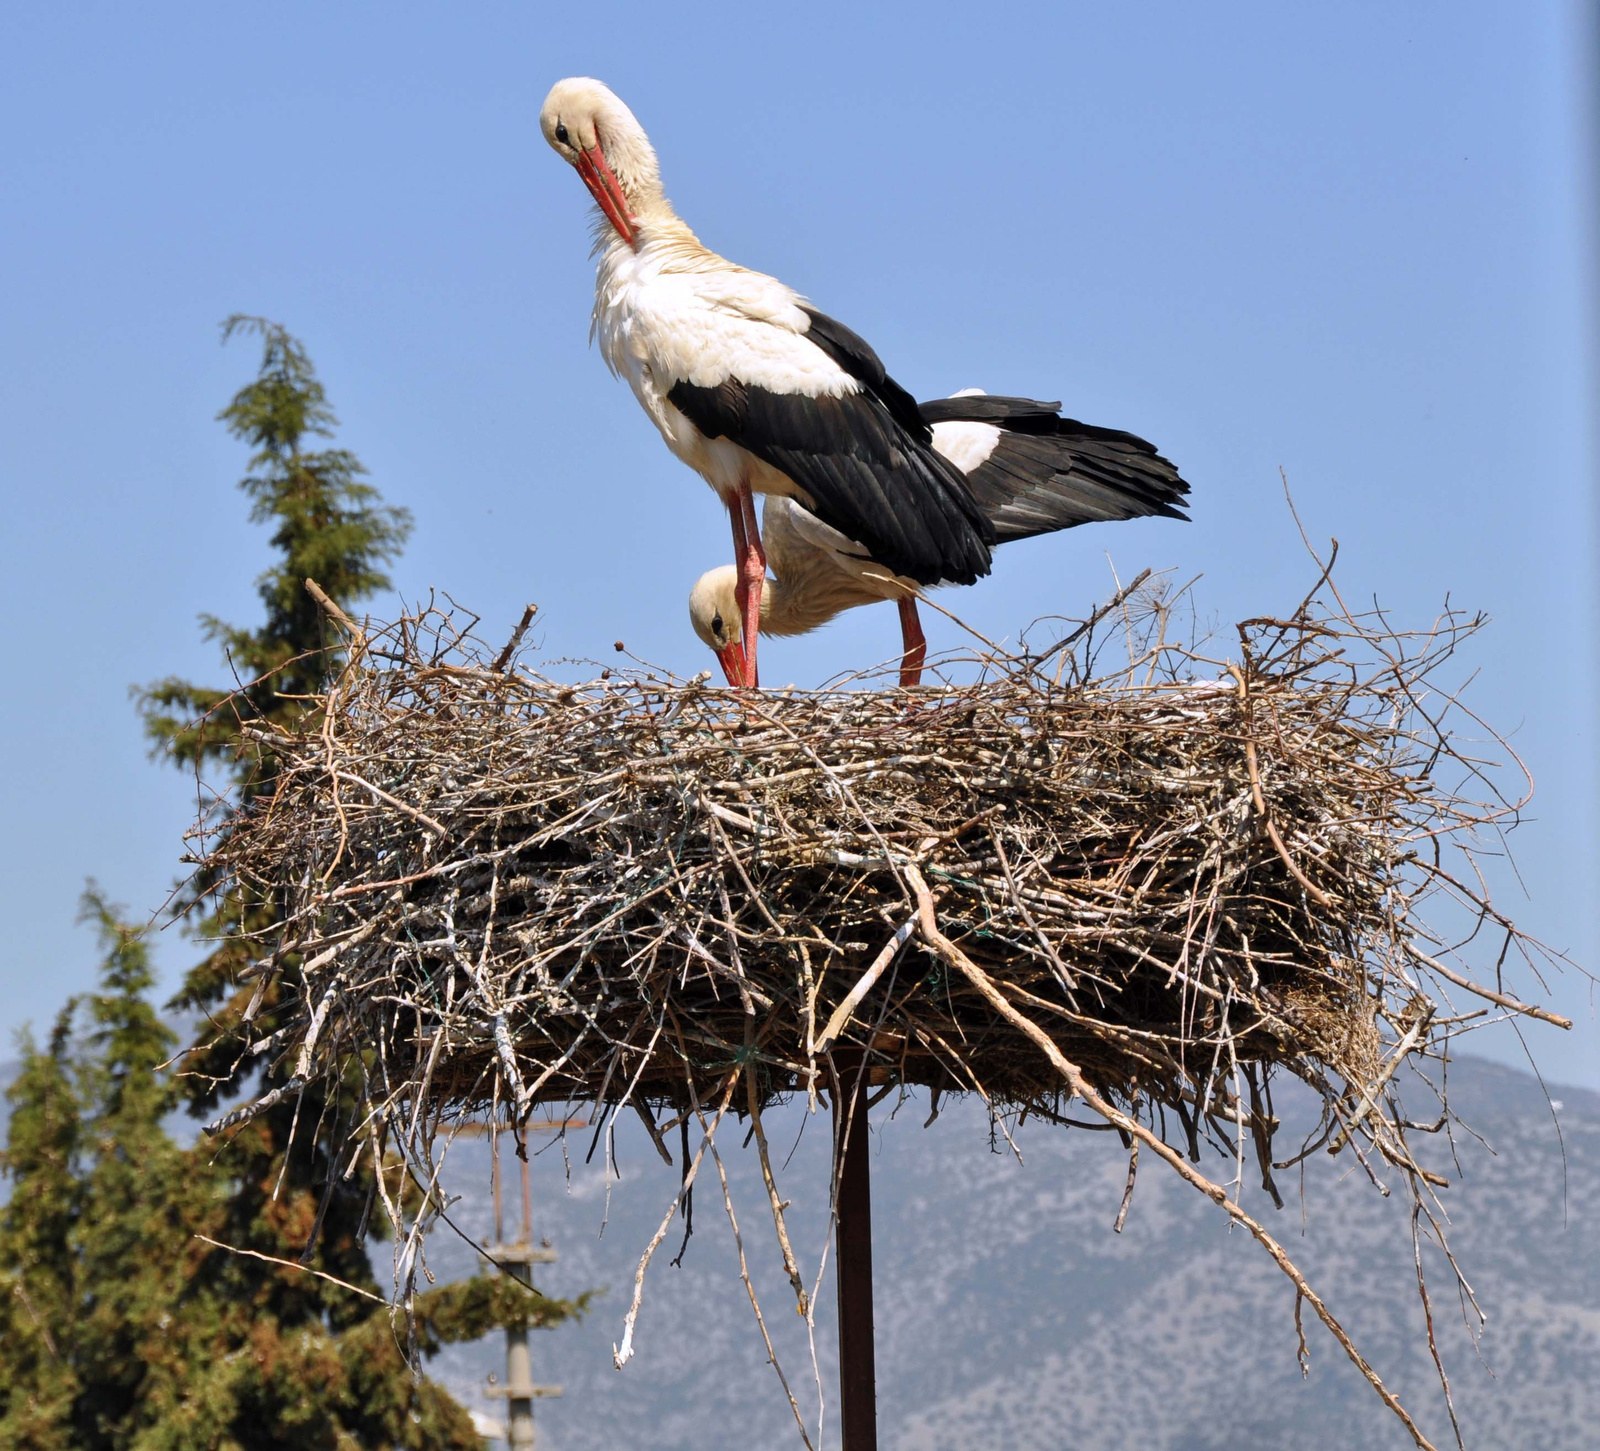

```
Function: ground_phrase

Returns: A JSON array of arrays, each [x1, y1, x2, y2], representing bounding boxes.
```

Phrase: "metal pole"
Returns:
[[491, 1123, 504, 1248], [833, 1053, 877, 1451], [504, 1154, 537, 1450], [505, 1254, 536, 1451], [485, 1125, 562, 1448]]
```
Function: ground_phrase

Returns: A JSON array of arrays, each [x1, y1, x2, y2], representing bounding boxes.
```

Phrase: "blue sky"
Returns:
[[1, 3, 1594, 1086]]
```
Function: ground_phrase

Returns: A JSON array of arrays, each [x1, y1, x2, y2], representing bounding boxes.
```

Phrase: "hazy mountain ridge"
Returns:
[[417, 1054, 1599, 1450]]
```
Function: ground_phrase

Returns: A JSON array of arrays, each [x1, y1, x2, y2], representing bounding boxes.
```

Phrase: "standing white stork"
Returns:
[[539, 77, 996, 688], [689, 391, 1190, 686]]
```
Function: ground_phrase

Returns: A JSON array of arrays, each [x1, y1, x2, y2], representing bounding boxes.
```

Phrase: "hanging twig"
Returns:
[[194, 1234, 389, 1305], [904, 864, 1440, 1451]]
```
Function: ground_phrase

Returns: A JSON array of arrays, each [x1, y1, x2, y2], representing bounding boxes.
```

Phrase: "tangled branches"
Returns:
[[186, 569, 1570, 1450]]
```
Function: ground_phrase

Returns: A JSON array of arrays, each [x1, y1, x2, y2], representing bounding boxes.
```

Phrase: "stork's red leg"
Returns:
[[729, 492, 750, 571], [730, 483, 765, 689], [726, 495, 754, 689], [897, 596, 926, 688]]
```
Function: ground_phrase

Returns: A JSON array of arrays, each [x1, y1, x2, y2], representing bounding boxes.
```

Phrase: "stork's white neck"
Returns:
[[590, 202, 708, 271]]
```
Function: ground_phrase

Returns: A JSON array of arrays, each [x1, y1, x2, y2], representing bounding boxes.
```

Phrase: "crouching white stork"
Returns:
[[689, 391, 1190, 686], [539, 77, 996, 689]]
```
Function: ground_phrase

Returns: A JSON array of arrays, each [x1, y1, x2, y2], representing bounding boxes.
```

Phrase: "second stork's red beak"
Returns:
[[716, 640, 747, 689], [576, 145, 637, 248]]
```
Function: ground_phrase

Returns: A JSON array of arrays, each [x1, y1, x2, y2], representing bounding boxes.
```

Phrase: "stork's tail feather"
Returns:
[[920, 394, 1191, 545]]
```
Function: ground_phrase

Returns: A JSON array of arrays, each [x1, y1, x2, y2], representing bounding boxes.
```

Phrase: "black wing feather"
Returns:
[[798, 307, 930, 443], [919, 394, 1063, 434], [920, 394, 1191, 544], [667, 321, 997, 586]]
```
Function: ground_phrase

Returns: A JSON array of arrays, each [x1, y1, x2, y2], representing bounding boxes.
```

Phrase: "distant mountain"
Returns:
[[419, 1054, 1599, 1450]]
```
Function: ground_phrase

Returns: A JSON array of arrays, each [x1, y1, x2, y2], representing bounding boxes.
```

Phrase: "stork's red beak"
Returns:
[[576, 145, 637, 248], [716, 640, 747, 689]]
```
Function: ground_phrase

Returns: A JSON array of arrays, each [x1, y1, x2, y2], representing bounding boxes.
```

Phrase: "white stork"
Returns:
[[689, 391, 1190, 686], [539, 77, 999, 688]]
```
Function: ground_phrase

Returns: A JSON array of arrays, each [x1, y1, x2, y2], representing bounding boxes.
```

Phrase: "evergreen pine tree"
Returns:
[[1, 315, 589, 1441], [140, 314, 413, 1044], [0, 1006, 83, 1448], [3, 893, 584, 1449], [67, 888, 187, 1446], [0, 313, 592, 1448], [139, 319, 585, 1438], [134, 316, 420, 1364]]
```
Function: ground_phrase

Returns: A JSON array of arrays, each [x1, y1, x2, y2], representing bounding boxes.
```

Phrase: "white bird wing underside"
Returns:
[[768, 495, 908, 588], [763, 496, 913, 628], [767, 494, 871, 567]]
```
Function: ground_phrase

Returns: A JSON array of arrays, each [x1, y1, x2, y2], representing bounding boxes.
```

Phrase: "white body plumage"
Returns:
[[590, 232, 859, 507]]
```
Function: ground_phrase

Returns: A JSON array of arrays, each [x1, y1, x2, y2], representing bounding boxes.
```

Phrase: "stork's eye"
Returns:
[[555, 121, 570, 145], [711, 613, 724, 639]]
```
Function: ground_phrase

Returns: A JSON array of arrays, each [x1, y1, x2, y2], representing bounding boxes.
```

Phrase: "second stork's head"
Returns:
[[540, 78, 663, 250], [688, 565, 772, 687]]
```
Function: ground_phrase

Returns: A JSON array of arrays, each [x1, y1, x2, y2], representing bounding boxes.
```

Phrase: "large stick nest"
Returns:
[[186, 567, 1571, 1450], [199, 573, 1561, 1144]]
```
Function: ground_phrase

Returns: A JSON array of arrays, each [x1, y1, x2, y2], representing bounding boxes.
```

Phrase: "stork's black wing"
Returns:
[[921, 394, 1191, 544], [798, 307, 930, 441], [666, 309, 996, 587]]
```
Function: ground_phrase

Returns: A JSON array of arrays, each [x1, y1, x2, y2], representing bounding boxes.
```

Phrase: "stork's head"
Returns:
[[688, 565, 764, 687], [540, 78, 661, 250]]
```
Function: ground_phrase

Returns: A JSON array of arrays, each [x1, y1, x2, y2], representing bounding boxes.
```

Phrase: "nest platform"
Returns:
[[198, 577, 1563, 1181]]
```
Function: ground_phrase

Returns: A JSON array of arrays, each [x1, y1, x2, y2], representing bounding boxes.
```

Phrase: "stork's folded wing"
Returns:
[[667, 373, 995, 587]]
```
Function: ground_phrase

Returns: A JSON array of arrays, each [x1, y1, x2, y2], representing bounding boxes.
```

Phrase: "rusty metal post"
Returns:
[[833, 1053, 877, 1451]]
